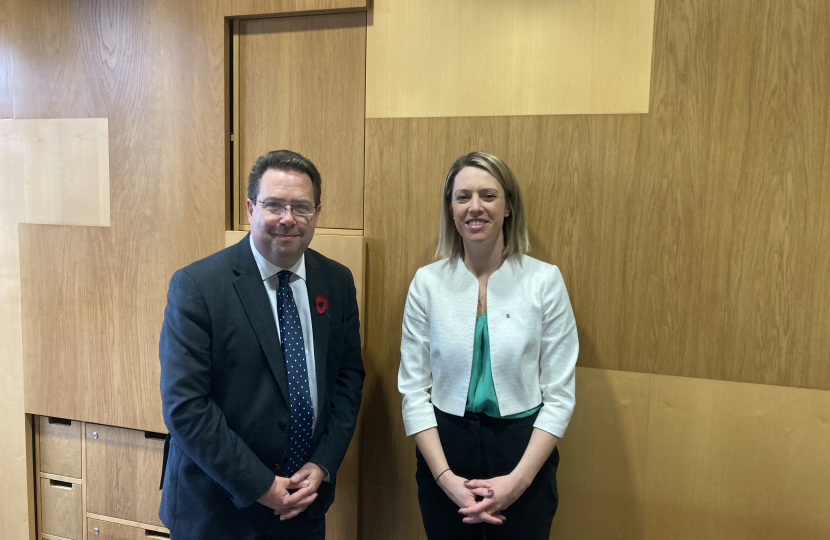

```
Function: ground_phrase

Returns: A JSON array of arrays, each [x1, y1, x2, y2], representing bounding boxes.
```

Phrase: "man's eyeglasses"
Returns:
[[253, 199, 317, 218]]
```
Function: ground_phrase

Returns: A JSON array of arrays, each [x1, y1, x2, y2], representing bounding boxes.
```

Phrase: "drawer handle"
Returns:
[[145, 531, 170, 539], [47, 417, 72, 425], [144, 431, 167, 441], [49, 479, 73, 489]]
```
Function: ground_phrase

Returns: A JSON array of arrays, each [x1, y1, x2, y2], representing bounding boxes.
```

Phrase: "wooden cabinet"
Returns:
[[85, 424, 166, 528], [38, 416, 82, 479], [35, 416, 170, 539], [40, 477, 83, 539], [87, 518, 169, 539]]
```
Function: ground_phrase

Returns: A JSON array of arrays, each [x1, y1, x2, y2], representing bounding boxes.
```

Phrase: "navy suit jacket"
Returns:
[[158, 235, 364, 539]]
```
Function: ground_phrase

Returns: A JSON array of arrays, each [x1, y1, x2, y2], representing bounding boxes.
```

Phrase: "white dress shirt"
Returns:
[[250, 236, 318, 427], [398, 255, 578, 438]]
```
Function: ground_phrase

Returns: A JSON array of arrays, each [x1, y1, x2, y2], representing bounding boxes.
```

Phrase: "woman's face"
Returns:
[[450, 166, 509, 248]]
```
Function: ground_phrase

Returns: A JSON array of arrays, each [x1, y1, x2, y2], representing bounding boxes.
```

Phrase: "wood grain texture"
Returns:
[[0, 0, 12, 118], [40, 477, 83, 540], [641, 374, 830, 540], [226, 0, 366, 18], [15, 0, 227, 433], [38, 417, 83, 480], [0, 119, 110, 227], [87, 518, 169, 539], [362, 0, 830, 394], [550, 369, 652, 540], [361, 0, 830, 537], [85, 424, 165, 528], [24, 415, 35, 540], [0, 117, 110, 540], [236, 12, 365, 230], [366, 0, 655, 118]]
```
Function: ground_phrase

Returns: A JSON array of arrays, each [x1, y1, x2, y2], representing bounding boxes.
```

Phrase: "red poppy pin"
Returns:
[[315, 294, 331, 318]]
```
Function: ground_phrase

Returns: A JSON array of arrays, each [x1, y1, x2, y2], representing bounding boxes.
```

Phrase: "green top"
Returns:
[[465, 313, 542, 418]]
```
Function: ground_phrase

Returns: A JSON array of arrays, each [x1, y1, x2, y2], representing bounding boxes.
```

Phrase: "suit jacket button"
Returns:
[[272, 464, 283, 475], [279, 421, 287, 430]]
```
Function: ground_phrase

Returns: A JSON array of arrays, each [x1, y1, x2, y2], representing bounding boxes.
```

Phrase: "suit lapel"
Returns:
[[232, 236, 290, 409], [304, 250, 329, 433]]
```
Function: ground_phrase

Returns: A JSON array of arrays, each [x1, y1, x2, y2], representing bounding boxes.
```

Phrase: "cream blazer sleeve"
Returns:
[[397, 268, 438, 436]]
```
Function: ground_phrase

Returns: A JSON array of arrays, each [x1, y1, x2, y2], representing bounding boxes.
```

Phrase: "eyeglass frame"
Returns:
[[251, 198, 318, 219]]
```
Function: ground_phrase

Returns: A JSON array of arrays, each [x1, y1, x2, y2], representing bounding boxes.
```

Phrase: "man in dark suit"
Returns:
[[159, 150, 364, 540]]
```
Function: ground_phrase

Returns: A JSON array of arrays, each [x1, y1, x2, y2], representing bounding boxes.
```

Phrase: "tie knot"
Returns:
[[278, 270, 293, 286]]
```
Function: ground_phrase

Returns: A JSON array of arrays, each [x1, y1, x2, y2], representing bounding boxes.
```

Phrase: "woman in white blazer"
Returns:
[[398, 152, 579, 540]]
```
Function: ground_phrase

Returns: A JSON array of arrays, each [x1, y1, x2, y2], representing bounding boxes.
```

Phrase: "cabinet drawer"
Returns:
[[39, 416, 82, 479], [86, 424, 166, 527], [88, 518, 169, 539], [40, 477, 83, 540]]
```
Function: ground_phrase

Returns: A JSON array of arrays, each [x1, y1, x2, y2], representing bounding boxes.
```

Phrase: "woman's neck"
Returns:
[[462, 236, 505, 279]]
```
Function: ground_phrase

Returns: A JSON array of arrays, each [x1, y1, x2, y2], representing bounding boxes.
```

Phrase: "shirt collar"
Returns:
[[249, 234, 307, 283]]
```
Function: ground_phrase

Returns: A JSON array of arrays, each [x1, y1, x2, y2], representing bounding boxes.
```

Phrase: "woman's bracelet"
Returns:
[[434, 468, 451, 482]]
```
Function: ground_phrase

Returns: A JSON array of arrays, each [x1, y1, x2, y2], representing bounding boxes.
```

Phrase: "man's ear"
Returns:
[[246, 198, 255, 222]]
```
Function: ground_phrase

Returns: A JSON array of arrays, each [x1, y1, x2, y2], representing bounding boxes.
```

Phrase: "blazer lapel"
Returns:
[[232, 237, 290, 409], [304, 250, 329, 434]]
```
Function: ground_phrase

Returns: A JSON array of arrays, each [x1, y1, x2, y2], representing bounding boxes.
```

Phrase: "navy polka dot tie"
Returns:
[[276, 270, 313, 476]]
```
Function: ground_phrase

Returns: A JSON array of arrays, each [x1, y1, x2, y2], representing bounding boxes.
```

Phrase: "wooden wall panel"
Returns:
[[362, 0, 830, 538], [0, 118, 110, 540], [550, 369, 651, 540], [226, 0, 366, 18], [366, 0, 655, 118], [641, 375, 830, 540], [236, 13, 366, 230], [15, 0, 227, 434], [85, 424, 165, 528], [0, 0, 11, 119], [362, 0, 830, 393]]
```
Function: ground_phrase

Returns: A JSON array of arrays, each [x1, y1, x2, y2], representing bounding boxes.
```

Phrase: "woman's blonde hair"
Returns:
[[435, 151, 530, 260]]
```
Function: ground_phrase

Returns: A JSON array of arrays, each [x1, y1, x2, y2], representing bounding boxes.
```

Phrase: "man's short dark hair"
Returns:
[[247, 150, 322, 206]]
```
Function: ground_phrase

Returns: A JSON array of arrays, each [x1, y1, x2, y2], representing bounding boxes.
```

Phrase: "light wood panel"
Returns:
[[87, 518, 168, 540], [39, 417, 82, 479], [40, 478, 83, 540], [236, 12, 365, 230], [85, 424, 165, 528], [366, 0, 655, 118], [0, 0, 11, 119], [1, 119, 110, 226], [0, 117, 110, 540], [15, 0, 227, 433], [551, 369, 652, 539], [226, 0, 366, 18], [641, 374, 830, 540]]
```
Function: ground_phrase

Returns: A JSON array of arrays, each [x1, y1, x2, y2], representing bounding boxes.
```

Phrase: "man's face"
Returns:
[[246, 168, 320, 268]]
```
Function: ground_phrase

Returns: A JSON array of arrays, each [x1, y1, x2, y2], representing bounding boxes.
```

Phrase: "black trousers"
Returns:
[[416, 407, 559, 540], [254, 513, 325, 540]]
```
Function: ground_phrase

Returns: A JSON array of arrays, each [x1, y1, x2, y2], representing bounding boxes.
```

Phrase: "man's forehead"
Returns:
[[260, 168, 314, 197]]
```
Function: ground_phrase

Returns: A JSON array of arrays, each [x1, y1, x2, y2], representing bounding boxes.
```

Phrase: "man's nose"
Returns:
[[278, 206, 297, 226]]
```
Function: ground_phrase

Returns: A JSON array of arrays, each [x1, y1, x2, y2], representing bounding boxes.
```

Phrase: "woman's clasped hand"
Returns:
[[435, 471, 507, 525]]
